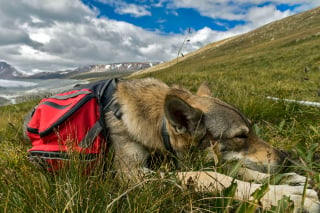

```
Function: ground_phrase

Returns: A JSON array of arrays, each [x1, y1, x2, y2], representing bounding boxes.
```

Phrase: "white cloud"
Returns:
[[115, 3, 151, 17], [19, 45, 59, 61], [169, 0, 320, 20], [168, 0, 247, 20], [28, 31, 52, 44], [139, 43, 163, 55], [98, 0, 151, 17], [245, 5, 293, 27]]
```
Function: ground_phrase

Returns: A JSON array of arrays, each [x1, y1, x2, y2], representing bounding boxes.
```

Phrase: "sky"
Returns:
[[0, 0, 320, 74]]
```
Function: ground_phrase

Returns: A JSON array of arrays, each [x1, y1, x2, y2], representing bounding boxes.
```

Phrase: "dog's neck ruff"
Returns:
[[161, 117, 179, 168], [104, 80, 178, 168]]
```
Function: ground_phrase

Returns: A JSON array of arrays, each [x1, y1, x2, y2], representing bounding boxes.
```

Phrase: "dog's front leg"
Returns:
[[176, 171, 320, 213], [112, 142, 150, 181], [176, 171, 259, 199], [238, 168, 308, 185], [106, 112, 150, 181]]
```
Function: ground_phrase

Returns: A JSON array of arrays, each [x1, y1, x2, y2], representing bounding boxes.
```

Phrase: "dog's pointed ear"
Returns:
[[196, 82, 211, 97], [164, 94, 203, 134]]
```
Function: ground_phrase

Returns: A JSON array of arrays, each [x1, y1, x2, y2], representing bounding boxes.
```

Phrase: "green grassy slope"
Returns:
[[139, 7, 320, 102]]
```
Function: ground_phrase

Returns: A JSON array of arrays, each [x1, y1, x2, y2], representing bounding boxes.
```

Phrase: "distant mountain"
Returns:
[[0, 62, 25, 79], [0, 62, 160, 79], [76, 63, 160, 73], [28, 62, 159, 79]]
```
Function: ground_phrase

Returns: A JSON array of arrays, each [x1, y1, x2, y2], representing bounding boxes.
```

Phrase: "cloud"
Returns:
[[169, 0, 246, 20], [245, 5, 293, 27], [97, 0, 151, 17], [115, 3, 151, 17], [168, 0, 320, 20]]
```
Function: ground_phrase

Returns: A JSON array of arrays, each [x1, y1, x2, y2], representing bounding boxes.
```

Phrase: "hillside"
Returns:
[[134, 7, 320, 103]]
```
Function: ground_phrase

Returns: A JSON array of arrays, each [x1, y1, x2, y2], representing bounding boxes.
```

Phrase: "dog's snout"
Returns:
[[280, 149, 289, 157], [279, 149, 290, 161], [276, 149, 292, 171]]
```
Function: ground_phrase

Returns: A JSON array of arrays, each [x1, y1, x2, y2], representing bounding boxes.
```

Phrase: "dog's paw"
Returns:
[[261, 185, 320, 213], [277, 172, 308, 186], [237, 168, 309, 186]]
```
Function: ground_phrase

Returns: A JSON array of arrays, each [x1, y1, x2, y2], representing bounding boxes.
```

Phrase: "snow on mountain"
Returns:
[[87, 62, 160, 73], [0, 62, 160, 79]]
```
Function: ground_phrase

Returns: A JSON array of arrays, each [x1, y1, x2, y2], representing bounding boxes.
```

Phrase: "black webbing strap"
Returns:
[[76, 79, 120, 149], [50, 91, 92, 100], [40, 101, 71, 109], [78, 120, 103, 148], [93, 78, 122, 151], [29, 151, 99, 161], [101, 79, 122, 120]]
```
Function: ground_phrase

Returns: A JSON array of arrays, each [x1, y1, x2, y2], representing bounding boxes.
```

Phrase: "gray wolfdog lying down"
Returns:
[[25, 78, 320, 212]]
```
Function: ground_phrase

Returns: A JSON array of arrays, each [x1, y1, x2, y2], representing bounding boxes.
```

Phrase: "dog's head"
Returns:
[[164, 83, 287, 173]]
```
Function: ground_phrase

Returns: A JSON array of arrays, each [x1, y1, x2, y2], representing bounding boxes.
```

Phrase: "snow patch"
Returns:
[[0, 79, 38, 88], [267, 96, 320, 108]]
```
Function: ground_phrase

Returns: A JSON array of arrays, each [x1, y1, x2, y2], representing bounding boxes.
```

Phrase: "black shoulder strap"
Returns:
[[78, 78, 120, 148], [96, 79, 117, 142]]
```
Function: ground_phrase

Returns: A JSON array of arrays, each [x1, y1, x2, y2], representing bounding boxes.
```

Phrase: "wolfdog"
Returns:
[[25, 77, 319, 212], [105, 78, 319, 212]]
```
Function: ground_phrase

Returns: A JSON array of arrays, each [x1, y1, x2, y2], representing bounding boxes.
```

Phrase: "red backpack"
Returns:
[[26, 79, 121, 172]]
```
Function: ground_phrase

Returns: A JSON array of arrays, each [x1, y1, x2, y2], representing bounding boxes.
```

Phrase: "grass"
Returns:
[[69, 71, 135, 81], [0, 76, 319, 212]]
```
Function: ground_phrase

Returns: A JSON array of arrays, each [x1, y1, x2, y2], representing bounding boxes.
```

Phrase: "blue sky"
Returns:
[[0, 0, 319, 73], [82, 0, 300, 33], [82, 0, 247, 33]]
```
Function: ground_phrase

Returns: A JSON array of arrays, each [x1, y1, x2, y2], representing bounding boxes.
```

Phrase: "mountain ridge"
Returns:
[[0, 62, 160, 79], [0, 62, 26, 79]]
